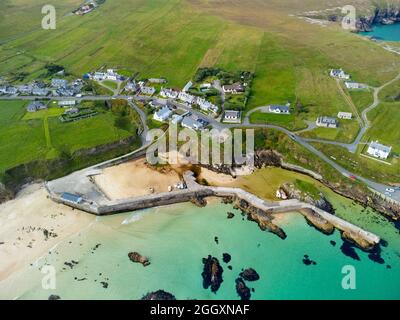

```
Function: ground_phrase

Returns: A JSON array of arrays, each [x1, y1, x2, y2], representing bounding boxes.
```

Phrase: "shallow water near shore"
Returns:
[[360, 23, 400, 41], [1, 200, 399, 300]]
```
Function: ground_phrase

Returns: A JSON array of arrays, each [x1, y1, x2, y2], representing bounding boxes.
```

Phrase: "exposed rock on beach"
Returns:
[[128, 252, 151, 267]]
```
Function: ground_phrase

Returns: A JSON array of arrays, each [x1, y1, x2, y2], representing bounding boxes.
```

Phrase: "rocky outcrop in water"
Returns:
[[48, 294, 61, 300], [299, 208, 335, 235], [235, 278, 251, 300], [141, 290, 176, 300], [341, 230, 377, 252], [240, 268, 260, 281], [190, 195, 207, 207], [128, 252, 150, 267], [222, 253, 231, 263], [281, 183, 335, 214], [201, 255, 224, 293]]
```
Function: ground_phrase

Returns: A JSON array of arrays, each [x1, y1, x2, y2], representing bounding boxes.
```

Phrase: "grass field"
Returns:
[[249, 111, 307, 131], [1, 0, 399, 180], [0, 100, 138, 173]]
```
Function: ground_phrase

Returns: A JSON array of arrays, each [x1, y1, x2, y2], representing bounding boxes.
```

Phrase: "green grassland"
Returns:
[[249, 111, 307, 131], [1, 0, 399, 181], [349, 89, 374, 113], [300, 120, 361, 144], [0, 100, 138, 173], [379, 79, 400, 102]]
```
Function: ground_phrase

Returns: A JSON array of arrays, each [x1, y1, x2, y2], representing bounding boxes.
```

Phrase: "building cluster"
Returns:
[[0, 78, 83, 97], [88, 69, 125, 82]]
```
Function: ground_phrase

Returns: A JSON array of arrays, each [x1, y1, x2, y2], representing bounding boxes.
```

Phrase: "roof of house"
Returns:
[[224, 110, 241, 118], [269, 104, 289, 112], [369, 141, 392, 153], [223, 82, 244, 91], [318, 116, 337, 124]]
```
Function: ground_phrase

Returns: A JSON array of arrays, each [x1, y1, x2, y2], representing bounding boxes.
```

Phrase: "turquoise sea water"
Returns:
[[360, 23, 400, 41], [2, 201, 399, 300]]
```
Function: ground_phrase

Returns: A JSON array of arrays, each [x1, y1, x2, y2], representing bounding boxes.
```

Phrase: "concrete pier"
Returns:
[[47, 170, 381, 247]]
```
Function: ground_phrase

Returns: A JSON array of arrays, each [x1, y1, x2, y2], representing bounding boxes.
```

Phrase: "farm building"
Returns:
[[182, 81, 193, 92], [59, 100, 77, 107], [367, 141, 392, 160], [337, 112, 352, 119], [345, 82, 367, 90]]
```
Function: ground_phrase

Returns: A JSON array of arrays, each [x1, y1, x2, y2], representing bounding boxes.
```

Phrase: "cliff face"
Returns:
[[357, 6, 400, 32]]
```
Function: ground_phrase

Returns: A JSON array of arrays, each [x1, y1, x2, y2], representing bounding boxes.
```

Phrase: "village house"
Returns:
[[140, 85, 156, 96], [171, 114, 183, 125], [316, 116, 338, 128], [160, 88, 179, 99], [153, 106, 173, 122], [51, 78, 68, 88], [182, 81, 193, 92], [64, 107, 80, 115], [345, 81, 368, 90], [268, 104, 290, 114], [330, 69, 350, 80], [148, 78, 167, 84], [181, 116, 205, 131], [223, 110, 241, 123], [125, 80, 138, 92], [32, 86, 49, 96], [222, 82, 245, 94], [27, 101, 47, 112], [59, 100, 77, 107], [337, 112, 352, 119], [367, 141, 392, 160], [18, 84, 33, 95], [178, 92, 197, 104], [0, 86, 18, 95], [196, 97, 218, 113]]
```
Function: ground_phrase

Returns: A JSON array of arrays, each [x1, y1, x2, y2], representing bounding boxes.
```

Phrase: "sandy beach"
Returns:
[[0, 184, 94, 282], [93, 158, 182, 200]]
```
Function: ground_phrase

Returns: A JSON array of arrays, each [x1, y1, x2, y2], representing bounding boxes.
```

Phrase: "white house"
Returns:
[[330, 69, 350, 80], [316, 116, 338, 128], [153, 106, 173, 122], [182, 81, 193, 92], [140, 86, 156, 96], [160, 88, 179, 99], [51, 78, 68, 88], [337, 112, 352, 119], [268, 104, 290, 114], [345, 82, 367, 90], [197, 97, 218, 113], [59, 100, 77, 107], [171, 114, 183, 125], [223, 110, 241, 123], [178, 92, 196, 104], [367, 141, 392, 160]]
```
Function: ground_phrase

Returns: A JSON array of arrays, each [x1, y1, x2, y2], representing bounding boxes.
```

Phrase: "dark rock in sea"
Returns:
[[340, 242, 360, 261], [380, 239, 388, 247], [48, 295, 61, 300], [302, 254, 317, 266], [201, 255, 224, 293], [235, 278, 251, 300], [100, 281, 108, 289], [240, 268, 260, 281], [214, 236, 219, 244], [227, 212, 235, 219], [228, 265, 232, 270], [141, 290, 176, 300], [222, 253, 231, 263], [128, 252, 150, 267], [368, 252, 385, 264], [330, 240, 337, 246], [191, 195, 207, 207], [386, 265, 392, 269], [251, 288, 255, 292]]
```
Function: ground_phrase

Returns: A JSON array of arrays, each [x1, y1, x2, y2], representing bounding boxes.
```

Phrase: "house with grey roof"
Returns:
[[27, 101, 47, 112], [181, 116, 204, 131], [316, 116, 338, 128], [223, 82, 245, 94], [223, 110, 241, 123], [153, 106, 173, 122], [51, 78, 68, 88], [367, 141, 392, 160]]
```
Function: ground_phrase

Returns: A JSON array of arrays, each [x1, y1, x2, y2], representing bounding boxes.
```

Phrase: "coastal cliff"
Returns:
[[356, 6, 400, 32]]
